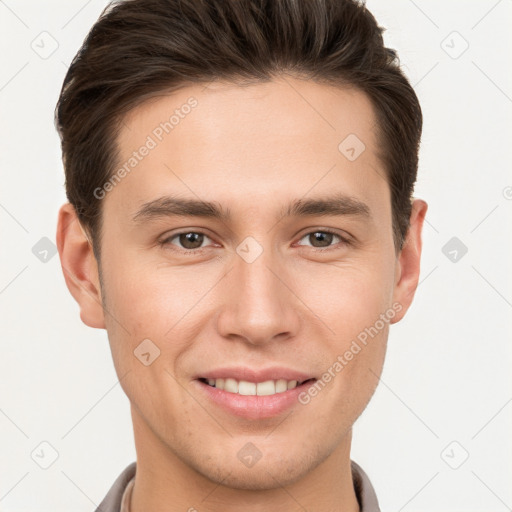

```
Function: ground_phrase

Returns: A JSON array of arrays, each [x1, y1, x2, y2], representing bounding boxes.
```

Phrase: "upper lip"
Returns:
[[196, 367, 315, 383]]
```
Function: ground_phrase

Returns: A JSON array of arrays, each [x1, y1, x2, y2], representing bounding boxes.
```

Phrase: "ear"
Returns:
[[390, 198, 428, 324], [56, 203, 106, 329]]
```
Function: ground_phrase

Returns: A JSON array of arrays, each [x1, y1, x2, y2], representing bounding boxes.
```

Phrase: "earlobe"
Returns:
[[390, 198, 428, 324], [56, 203, 106, 329]]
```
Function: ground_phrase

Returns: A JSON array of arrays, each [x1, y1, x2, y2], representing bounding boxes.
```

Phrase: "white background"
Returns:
[[0, 1, 511, 510]]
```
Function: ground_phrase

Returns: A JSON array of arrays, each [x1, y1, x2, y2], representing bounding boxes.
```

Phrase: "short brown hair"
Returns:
[[55, 0, 422, 260]]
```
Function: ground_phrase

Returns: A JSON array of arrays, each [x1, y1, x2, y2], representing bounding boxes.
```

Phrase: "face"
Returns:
[[58, 76, 426, 490]]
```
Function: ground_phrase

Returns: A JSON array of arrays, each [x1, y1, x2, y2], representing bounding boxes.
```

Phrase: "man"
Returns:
[[55, 0, 427, 510]]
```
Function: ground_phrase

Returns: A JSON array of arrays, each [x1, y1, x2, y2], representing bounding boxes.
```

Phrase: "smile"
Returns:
[[198, 377, 314, 396], [194, 367, 317, 419]]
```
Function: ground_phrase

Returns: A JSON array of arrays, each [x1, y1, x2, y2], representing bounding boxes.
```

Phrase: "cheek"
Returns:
[[101, 249, 211, 339], [98, 257, 225, 418], [293, 258, 393, 402], [302, 320, 388, 434], [99, 262, 200, 428], [292, 254, 396, 334]]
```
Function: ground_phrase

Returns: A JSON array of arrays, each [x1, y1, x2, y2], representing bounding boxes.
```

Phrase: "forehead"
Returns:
[[107, 76, 389, 222]]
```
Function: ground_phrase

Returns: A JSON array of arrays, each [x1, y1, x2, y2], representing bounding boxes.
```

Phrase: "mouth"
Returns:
[[197, 377, 316, 396], [194, 368, 317, 419]]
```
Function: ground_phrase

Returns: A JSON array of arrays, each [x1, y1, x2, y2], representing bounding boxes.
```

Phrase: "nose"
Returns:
[[215, 243, 301, 346]]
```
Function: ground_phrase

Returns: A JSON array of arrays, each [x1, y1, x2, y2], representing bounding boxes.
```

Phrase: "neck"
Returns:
[[129, 405, 360, 512]]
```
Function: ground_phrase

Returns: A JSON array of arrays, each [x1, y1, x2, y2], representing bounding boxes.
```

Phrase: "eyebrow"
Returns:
[[132, 193, 371, 224]]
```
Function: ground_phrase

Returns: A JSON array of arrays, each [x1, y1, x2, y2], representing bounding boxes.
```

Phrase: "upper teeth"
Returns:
[[206, 378, 300, 396]]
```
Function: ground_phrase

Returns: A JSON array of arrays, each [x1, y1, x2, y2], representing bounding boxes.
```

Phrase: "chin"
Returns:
[[199, 457, 311, 491], [183, 440, 327, 491]]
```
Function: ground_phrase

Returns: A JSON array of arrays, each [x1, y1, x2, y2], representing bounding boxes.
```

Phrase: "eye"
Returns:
[[160, 231, 214, 251], [296, 229, 350, 250]]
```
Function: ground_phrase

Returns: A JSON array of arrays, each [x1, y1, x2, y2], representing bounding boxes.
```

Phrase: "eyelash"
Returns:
[[158, 228, 352, 254]]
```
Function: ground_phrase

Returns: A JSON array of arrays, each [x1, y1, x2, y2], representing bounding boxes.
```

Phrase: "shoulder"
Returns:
[[95, 462, 137, 512], [351, 460, 381, 512]]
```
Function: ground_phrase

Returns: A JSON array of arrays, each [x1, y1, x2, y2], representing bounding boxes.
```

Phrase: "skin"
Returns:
[[57, 75, 427, 512]]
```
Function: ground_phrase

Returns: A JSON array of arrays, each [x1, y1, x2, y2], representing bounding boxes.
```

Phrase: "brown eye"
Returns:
[[309, 232, 335, 248], [162, 231, 213, 251], [297, 230, 346, 249], [178, 232, 204, 249]]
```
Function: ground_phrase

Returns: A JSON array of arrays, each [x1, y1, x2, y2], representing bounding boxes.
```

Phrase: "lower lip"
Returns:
[[195, 379, 316, 420]]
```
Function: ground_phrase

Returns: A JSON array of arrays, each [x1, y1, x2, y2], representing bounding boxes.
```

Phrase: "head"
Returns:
[[56, 0, 427, 491]]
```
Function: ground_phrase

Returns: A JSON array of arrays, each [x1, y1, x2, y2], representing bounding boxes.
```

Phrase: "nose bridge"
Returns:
[[217, 238, 299, 345]]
